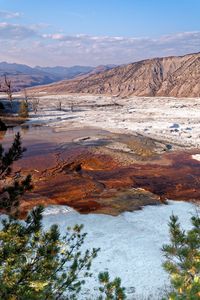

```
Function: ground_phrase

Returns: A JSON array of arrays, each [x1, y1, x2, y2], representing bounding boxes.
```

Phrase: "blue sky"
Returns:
[[0, 0, 199, 66]]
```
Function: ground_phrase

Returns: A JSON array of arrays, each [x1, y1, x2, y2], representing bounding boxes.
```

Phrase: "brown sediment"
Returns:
[[1, 127, 200, 217], [0, 115, 26, 128], [14, 148, 200, 216]]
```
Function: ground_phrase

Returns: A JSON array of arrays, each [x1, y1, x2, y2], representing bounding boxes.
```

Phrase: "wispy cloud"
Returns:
[[39, 31, 200, 65], [0, 10, 21, 19], [0, 20, 200, 66], [0, 22, 37, 39]]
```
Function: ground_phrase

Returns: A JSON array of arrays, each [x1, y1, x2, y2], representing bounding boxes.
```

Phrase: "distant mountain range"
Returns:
[[31, 52, 200, 98], [0, 62, 116, 91]]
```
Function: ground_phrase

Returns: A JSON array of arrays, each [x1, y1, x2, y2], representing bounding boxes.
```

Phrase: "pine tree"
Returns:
[[98, 272, 126, 300], [0, 206, 99, 299], [0, 132, 32, 214], [162, 214, 200, 299]]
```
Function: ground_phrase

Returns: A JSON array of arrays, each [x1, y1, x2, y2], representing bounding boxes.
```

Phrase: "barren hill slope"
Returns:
[[33, 52, 200, 97]]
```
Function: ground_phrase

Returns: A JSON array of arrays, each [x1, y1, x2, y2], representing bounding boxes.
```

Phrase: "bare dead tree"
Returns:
[[31, 98, 40, 114], [23, 89, 29, 105], [70, 100, 74, 112], [4, 75, 13, 108], [57, 100, 62, 111]]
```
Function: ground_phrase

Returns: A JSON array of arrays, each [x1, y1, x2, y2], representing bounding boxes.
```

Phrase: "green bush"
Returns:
[[18, 100, 29, 118]]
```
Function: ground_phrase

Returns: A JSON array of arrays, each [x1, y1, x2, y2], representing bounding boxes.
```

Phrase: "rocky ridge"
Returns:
[[33, 52, 200, 97]]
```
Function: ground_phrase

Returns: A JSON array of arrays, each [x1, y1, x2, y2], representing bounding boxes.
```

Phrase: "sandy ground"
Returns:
[[24, 94, 200, 150]]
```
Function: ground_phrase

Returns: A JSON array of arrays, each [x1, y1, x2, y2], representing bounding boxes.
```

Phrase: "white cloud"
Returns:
[[0, 10, 21, 19], [38, 31, 200, 65], [0, 21, 200, 66], [0, 22, 37, 39]]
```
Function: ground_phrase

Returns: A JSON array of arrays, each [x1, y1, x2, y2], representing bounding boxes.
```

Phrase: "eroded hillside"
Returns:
[[32, 52, 200, 97]]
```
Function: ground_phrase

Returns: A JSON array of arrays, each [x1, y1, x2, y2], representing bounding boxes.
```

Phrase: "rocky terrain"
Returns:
[[32, 52, 200, 97]]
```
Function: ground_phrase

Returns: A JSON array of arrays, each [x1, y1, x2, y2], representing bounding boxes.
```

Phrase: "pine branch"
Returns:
[[0, 133, 26, 179]]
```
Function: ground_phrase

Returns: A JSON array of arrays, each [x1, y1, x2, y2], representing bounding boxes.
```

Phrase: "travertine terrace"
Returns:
[[27, 93, 200, 150], [2, 93, 200, 217]]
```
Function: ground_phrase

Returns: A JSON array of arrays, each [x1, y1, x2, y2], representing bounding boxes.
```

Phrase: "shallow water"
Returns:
[[2, 124, 110, 146], [1, 124, 200, 216]]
